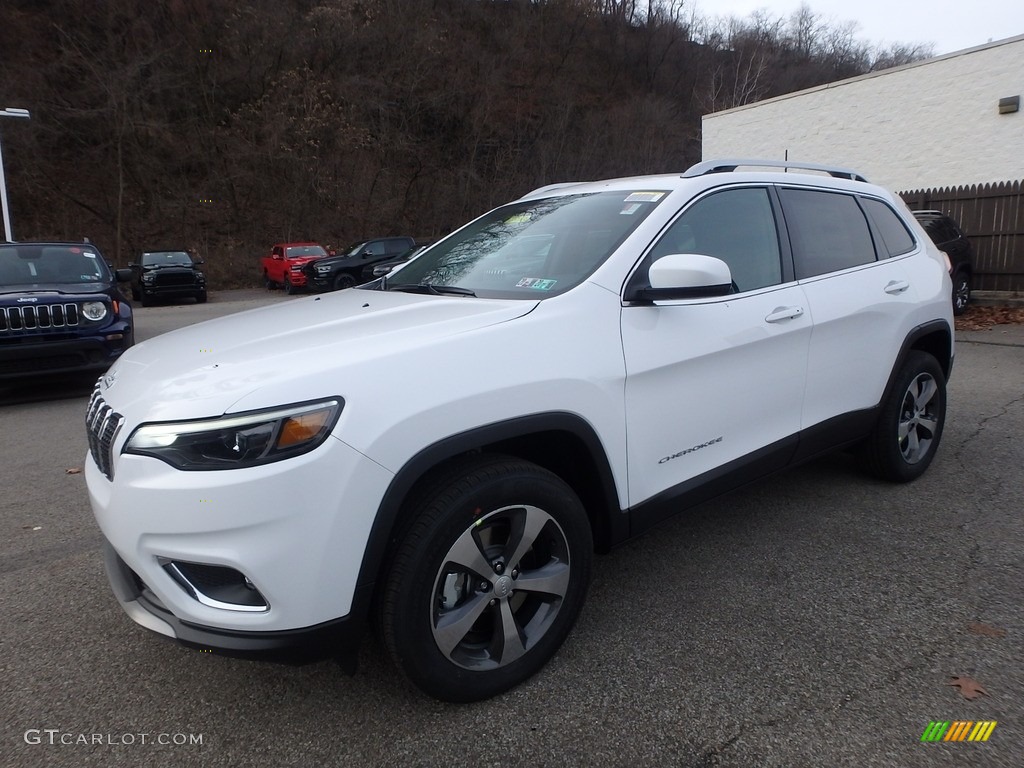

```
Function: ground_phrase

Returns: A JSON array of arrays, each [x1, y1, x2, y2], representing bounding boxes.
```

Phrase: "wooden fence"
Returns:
[[900, 181, 1024, 293]]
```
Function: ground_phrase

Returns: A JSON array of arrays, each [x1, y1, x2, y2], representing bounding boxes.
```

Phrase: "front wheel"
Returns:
[[861, 351, 946, 482], [283, 275, 296, 295], [333, 273, 356, 291], [379, 455, 592, 702]]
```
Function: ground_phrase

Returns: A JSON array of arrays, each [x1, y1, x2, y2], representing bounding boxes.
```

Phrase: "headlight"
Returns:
[[142, 274, 155, 284], [81, 301, 108, 321], [316, 266, 331, 274], [290, 264, 304, 271], [124, 399, 343, 470]]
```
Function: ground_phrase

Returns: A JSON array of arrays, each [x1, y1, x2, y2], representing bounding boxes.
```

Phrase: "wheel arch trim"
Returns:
[[880, 320, 954, 407], [348, 412, 623, 623]]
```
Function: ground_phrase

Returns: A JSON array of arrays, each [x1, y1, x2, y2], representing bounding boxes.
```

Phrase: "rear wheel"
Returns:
[[379, 455, 592, 702], [264, 271, 277, 291], [952, 270, 971, 316], [862, 351, 946, 482], [195, 291, 207, 304]]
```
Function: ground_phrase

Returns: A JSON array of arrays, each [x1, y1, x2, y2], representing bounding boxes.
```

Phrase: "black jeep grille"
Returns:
[[0, 302, 79, 333], [86, 386, 124, 480]]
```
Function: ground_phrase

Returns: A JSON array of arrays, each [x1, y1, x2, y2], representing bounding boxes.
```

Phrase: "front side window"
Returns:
[[641, 187, 783, 293], [780, 188, 877, 279], [383, 190, 666, 299]]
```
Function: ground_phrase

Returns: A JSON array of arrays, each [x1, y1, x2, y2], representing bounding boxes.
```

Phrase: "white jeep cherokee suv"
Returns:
[[85, 160, 953, 702]]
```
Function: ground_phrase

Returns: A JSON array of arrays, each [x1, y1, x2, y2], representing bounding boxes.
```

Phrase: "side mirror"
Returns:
[[114, 268, 133, 282], [625, 253, 733, 302], [194, 259, 205, 266], [273, 253, 283, 260]]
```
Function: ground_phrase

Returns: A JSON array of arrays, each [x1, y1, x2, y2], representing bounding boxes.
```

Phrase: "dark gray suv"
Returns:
[[913, 210, 974, 315]]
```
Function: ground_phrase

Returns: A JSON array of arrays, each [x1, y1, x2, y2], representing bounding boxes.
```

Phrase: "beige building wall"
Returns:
[[701, 35, 1024, 192]]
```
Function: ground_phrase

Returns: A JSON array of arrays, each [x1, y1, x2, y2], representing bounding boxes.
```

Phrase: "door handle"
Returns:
[[765, 306, 804, 323], [884, 280, 910, 295]]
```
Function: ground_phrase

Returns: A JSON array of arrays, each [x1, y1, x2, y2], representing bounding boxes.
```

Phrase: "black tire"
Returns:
[[140, 294, 153, 308], [264, 272, 277, 290], [862, 351, 946, 482], [333, 273, 356, 291], [195, 291, 208, 304], [130, 287, 140, 301], [379, 455, 592, 702], [283, 275, 296, 295], [952, 270, 971, 316]]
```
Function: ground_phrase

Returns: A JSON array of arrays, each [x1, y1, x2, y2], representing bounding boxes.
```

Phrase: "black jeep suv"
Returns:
[[303, 236, 416, 291], [912, 210, 974, 315], [0, 241, 134, 380], [129, 249, 207, 306]]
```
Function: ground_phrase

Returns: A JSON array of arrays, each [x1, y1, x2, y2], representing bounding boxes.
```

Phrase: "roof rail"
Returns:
[[683, 159, 869, 183], [521, 181, 585, 198]]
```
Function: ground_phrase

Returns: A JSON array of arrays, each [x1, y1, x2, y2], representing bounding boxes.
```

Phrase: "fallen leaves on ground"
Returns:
[[968, 621, 1008, 638], [948, 676, 988, 700], [955, 304, 1024, 331], [65, 467, 83, 474]]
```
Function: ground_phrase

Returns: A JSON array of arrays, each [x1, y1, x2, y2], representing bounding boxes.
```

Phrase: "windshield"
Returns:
[[142, 250, 194, 267], [0, 244, 110, 286], [286, 245, 327, 258], [382, 190, 666, 298]]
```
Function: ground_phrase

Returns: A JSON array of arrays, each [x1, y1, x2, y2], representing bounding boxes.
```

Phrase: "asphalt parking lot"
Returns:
[[2, 290, 1021, 767]]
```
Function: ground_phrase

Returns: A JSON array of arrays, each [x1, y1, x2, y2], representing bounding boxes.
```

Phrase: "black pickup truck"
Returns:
[[303, 236, 416, 291]]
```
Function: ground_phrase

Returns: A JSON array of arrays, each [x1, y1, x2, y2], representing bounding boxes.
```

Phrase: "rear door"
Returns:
[[778, 187, 920, 432]]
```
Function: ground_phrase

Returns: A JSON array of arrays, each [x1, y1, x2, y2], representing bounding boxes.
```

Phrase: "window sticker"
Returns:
[[624, 192, 665, 203], [620, 203, 642, 215], [83, 251, 97, 258], [505, 213, 532, 225], [516, 277, 558, 290]]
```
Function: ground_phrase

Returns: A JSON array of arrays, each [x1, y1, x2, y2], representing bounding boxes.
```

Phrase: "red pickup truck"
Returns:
[[261, 242, 329, 294]]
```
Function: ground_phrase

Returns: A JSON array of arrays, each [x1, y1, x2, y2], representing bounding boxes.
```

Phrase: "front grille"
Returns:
[[154, 273, 197, 287], [86, 386, 124, 480], [0, 302, 79, 333]]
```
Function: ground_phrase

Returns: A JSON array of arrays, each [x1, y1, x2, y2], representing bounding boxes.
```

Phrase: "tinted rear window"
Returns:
[[862, 199, 915, 257], [780, 189, 877, 279]]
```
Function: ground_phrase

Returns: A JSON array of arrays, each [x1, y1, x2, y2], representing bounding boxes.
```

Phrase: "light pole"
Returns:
[[0, 107, 31, 242]]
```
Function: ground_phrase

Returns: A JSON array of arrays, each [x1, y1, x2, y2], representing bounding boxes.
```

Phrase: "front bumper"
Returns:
[[303, 272, 332, 291], [0, 331, 132, 380], [103, 540, 370, 666], [86, 433, 395, 661], [141, 284, 205, 298]]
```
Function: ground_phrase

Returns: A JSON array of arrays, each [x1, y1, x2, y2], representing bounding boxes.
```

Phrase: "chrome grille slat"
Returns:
[[0, 302, 79, 334], [86, 386, 124, 481]]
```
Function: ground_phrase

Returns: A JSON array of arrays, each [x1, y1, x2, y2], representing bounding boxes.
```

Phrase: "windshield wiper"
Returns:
[[387, 283, 476, 297]]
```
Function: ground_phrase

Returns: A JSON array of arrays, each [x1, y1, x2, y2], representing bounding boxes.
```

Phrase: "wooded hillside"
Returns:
[[0, 0, 931, 285]]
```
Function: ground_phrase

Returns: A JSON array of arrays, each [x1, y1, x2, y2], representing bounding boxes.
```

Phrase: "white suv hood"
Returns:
[[102, 290, 537, 422]]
